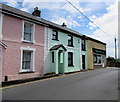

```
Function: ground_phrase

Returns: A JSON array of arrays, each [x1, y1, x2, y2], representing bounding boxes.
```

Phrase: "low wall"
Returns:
[[107, 61, 120, 67]]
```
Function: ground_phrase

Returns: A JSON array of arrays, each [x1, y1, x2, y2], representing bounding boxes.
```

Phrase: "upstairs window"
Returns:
[[81, 39, 86, 51], [22, 22, 35, 42], [68, 52, 73, 66], [68, 35, 73, 47], [52, 30, 58, 41]]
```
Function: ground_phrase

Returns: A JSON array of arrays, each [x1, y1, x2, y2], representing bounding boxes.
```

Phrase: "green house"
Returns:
[[43, 25, 88, 74]]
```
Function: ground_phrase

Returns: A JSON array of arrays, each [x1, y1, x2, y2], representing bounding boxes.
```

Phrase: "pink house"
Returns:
[[0, 4, 45, 82]]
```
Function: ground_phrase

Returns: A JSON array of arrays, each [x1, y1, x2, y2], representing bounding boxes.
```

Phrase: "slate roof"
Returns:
[[50, 44, 67, 51]]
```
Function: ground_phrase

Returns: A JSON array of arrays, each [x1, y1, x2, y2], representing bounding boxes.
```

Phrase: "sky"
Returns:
[[0, 0, 119, 58]]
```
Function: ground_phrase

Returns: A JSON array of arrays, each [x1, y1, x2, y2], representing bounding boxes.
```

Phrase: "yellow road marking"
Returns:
[[0, 71, 85, 90]]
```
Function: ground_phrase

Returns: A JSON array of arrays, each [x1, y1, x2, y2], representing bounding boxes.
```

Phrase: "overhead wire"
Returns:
[[65, 0, 113, 38]]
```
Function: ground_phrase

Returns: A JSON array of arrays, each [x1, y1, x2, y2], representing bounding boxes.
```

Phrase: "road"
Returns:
[[2, 67, 119, 100]]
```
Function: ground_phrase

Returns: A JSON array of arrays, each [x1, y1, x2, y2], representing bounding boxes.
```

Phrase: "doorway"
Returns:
[[82, 55, 85, 70], [58, 50, 64, 74]]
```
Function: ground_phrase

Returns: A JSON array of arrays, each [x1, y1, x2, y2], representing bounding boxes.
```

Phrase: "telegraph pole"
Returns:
[[115, 37, 117, 59]]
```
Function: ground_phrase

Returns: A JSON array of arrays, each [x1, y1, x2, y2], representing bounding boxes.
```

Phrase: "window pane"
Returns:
[[68, 52, 73, 66], [98, 55, 102, 64], [82, 40, 85, 50], [25, 61, 31, 69], [52, 52, 54, 63], [68, 59, 71, 65], [94, 54, 97, 63], [22, 51, 32, 70], [60, 52, 63, 63], [52, 30, 58, 40], [24, 22, 33, 41], [24, 33, 31, 41], [24, 26, 31, 33], [22, 61, 31, 69], [52, 35, 56, 40], [68, 35, 73, 46], [68, 40, 72, 46], [68, 36, 71, 40], [23, 51, 31, 61]]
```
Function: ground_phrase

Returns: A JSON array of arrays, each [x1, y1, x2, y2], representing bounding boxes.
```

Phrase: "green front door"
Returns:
[[58, 50, 64, 74]]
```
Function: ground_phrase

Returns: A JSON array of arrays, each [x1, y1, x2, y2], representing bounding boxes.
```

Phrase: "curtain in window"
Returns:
[[22, 51, 31, 69]]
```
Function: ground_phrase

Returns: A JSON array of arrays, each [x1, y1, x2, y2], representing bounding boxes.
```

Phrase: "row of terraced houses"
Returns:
[[0, 4, 106, 82]]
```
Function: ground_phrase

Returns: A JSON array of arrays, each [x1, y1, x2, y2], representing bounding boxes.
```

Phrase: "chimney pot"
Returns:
[[32, 7, 41, 17], [61, 22, 67, 27]]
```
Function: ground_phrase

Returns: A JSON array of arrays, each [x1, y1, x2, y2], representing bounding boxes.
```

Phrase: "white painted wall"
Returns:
[[0, 13, 3, 39], [43, 27, 51, 74]]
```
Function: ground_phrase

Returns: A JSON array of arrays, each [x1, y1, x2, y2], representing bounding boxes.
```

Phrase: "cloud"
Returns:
[[62, 2, 91, 14], [51, 15, 81, 28], [90, 15, 97, 20], [22, 1, 66, 10], [0, 0, 19, 7], [89, 2, 118, 57], [20, 0, 89, 29], [21, 0, 91, 15], [7, 0, 118, 2]]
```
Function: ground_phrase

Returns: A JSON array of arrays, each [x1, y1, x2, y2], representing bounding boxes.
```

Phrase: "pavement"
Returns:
[[1, 67, 119, 100]]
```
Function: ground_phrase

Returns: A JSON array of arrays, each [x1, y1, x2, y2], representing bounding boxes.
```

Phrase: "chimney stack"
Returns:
[[61, 22, 67, 27], [32, 7, 41, 17]]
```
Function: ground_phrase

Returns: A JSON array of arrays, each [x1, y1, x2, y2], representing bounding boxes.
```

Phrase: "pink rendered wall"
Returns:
[[2, 15, 44, 81]]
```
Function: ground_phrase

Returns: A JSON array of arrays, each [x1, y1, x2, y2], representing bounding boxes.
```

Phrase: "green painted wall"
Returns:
[[49, 29, 88, 74]]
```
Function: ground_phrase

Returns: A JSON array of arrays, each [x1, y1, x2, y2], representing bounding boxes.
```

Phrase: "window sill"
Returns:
[[68, 65, 74, 67], [22, 40, 35, 44], [68, 45, 74, 47], [94, 63, 102, 66], [82, 49, 86, 51], [52, 39, 59, 41], [19, 70, 35, 74]]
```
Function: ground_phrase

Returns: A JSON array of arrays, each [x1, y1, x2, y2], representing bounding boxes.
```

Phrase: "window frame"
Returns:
[[68, 52, 74, 66], [52, 51, 54, 63], [81, 39, 86, 51], [22, 50, 32, 70], [22, 21, 35, 43], [52, 30, 59, 41], [94, 54, 97, 63], [94, 54, 102, 65], [20, 47, 36, 73], [68, 35, 74, 47]]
